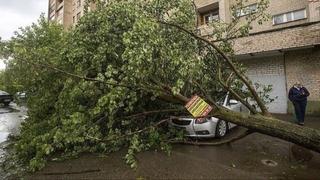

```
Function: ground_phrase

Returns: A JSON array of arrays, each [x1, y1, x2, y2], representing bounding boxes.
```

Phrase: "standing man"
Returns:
[[288, 82, 310, 126]]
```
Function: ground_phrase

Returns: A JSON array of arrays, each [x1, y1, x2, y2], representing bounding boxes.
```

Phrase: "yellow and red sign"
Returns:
[[185, 95, 213, 118]]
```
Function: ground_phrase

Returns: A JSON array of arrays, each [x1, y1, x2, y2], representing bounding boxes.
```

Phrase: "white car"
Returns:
[[170, 94, 249, 138]]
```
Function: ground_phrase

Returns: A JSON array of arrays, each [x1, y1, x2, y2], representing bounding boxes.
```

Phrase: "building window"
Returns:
[[273, 9, 307, 25], [236, 3, 258, 17], [203, 11, 219, 24], [200, 9, 219, 25]]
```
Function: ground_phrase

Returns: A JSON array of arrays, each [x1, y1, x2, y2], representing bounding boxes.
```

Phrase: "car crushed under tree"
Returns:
[[170, 93, 250, 138]]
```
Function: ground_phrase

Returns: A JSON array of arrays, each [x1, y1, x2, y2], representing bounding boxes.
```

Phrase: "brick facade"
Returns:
[[285, 48, 320, 102], [229, 0, 311, 33], [243, 55, 285, 76], [195, 0, 320, 33], [234, 22, 320, 55]]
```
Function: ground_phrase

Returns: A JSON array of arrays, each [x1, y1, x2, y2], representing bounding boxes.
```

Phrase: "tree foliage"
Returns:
[[5, 0, 318, 175]]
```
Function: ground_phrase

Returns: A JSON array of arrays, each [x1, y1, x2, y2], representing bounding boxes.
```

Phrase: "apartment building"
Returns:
[[48, 0, 320, 115], [195, 0, 320, 115], [48, 0, 95, 28]]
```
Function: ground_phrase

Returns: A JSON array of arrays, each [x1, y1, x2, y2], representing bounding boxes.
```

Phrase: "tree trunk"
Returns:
[[212, 108, 320, 153], [169, 93, 320, 153]]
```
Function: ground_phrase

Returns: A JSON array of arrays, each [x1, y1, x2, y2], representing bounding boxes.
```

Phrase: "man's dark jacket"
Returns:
[[288, 87, 310, 102]]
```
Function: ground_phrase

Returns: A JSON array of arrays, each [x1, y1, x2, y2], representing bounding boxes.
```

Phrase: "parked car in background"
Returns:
[[16, 92, 27, 100], [0, 90, 13, 107], [169, 94, 250, 138]]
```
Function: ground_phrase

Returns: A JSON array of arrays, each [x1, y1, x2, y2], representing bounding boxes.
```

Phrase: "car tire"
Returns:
[[215, 120, 228, 138]]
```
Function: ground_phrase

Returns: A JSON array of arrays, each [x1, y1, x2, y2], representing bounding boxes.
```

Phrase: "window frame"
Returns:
[[272, 9, 307, 25], [235, 3, 258, 17], [201, 9, 219, 25]]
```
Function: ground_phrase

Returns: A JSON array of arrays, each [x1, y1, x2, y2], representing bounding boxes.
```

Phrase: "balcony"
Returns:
[[233, 22, 320, 55], [195, 0, 219, 10], [195, 1, 219, 36], [57, 0, 64, 10]]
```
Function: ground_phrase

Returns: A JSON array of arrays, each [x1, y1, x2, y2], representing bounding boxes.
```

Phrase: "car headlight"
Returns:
[[195, 118, 209, 124]]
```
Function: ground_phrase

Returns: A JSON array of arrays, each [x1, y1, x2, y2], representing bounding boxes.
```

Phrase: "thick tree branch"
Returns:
[[217, 65, 258, 114], [19, 58, 168, 95], [226, 72, 235, 87], [212, 108, 320, 153], [123, 108, 185, 119]]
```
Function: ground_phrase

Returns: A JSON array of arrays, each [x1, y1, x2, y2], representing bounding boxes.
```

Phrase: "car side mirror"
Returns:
[[229, 99, 238, 105]]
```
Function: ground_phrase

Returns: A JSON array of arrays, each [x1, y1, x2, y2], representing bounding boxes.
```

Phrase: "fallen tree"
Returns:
[[1, 0, 319, 173]]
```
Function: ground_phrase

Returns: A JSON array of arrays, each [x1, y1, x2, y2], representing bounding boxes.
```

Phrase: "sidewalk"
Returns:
[[274, 114, 319, 127]]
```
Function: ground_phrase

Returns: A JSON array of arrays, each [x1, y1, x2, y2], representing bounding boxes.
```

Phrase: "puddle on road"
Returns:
[[261, 159, 278, 167], [0, 132, 9, 144], [0, 105, 27, 139], [0, 105, 21, 115]]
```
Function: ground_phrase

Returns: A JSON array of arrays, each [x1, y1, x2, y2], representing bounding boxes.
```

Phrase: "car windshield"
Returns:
[[216, 92, 228, 105]]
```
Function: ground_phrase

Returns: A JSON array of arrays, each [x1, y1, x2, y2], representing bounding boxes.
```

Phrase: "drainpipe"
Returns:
[[283, 51, 289, 114]]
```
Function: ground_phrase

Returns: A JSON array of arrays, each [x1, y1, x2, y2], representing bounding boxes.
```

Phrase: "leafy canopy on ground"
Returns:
[[0, 0, 275, 173]]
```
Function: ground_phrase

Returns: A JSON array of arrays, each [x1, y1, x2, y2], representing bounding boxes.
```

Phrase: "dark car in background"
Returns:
[[0, 90, 13, 106]]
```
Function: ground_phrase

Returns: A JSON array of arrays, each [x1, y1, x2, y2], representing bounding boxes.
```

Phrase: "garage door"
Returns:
[[242, 55, 287, 114]]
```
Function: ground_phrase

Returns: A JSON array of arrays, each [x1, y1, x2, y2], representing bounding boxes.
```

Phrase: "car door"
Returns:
[[227, 99, 242, 129]]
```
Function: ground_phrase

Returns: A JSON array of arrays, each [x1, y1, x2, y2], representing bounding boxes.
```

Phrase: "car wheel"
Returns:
[[215, 120, 228, 138]]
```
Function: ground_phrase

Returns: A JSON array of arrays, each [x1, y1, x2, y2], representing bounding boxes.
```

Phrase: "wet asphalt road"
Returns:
[[0, 104, 26, 142], [28, 115, 320, 179], [0, 103, 27, 179]]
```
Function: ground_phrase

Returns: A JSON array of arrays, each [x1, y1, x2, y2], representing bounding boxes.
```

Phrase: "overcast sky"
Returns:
[[0, 0, 48, 69]]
